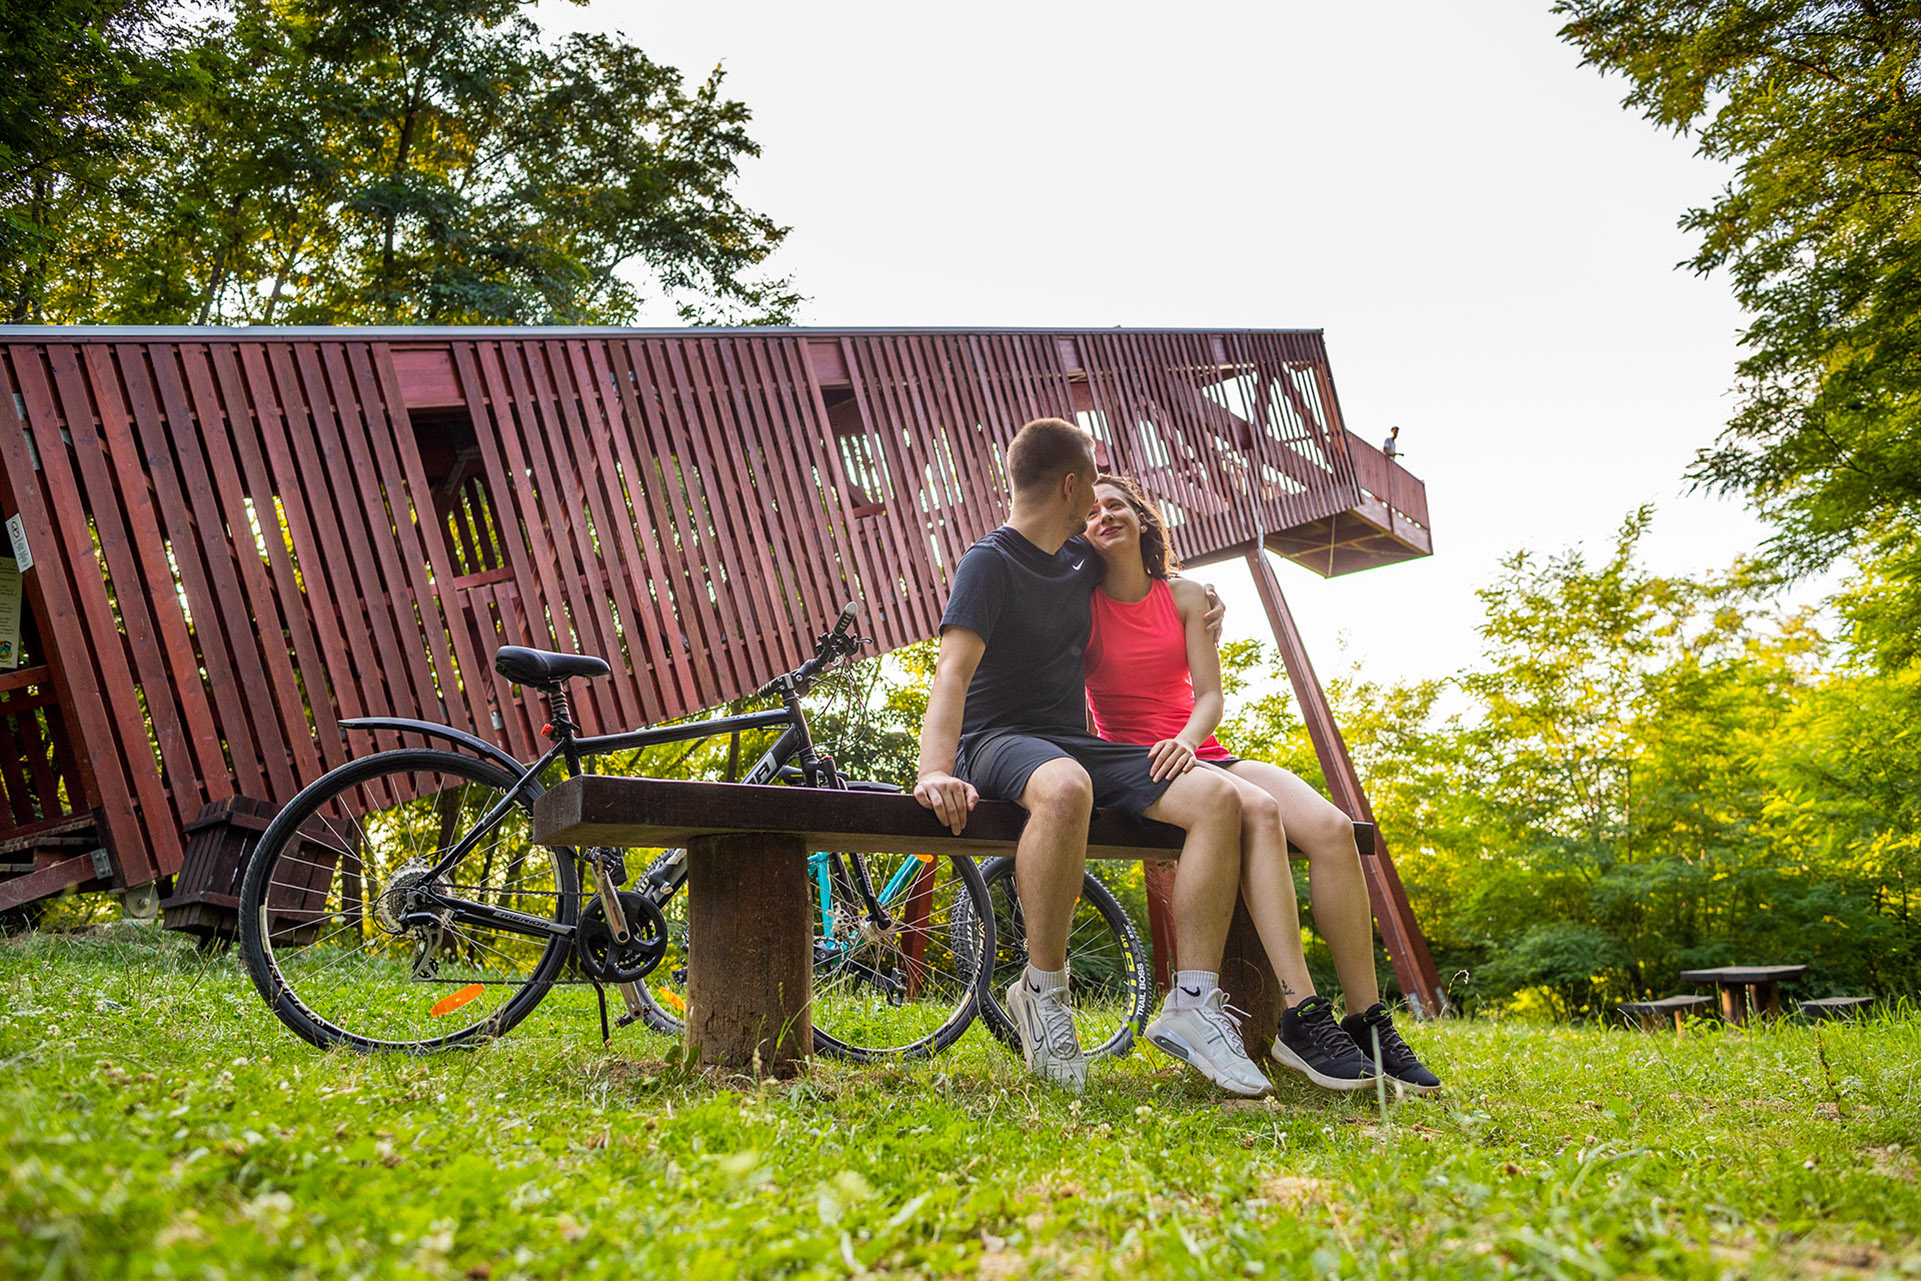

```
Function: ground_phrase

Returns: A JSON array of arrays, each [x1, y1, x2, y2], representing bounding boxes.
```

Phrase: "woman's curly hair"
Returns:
[[1095, 473, 1181, 579]]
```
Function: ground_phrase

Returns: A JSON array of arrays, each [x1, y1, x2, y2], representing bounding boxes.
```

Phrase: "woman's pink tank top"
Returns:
[[1084, 578, 1231, 761]]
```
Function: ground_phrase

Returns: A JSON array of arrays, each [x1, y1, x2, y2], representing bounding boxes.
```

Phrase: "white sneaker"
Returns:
[[1144, 989, 1272, 1097], [1005, 977, 1088, 1093]]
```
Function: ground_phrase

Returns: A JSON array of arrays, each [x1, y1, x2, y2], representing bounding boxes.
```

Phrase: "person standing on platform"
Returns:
[[1382, 425, 1403, 458]]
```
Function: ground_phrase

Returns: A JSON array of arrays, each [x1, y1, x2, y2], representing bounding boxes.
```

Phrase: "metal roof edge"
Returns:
[[0, 323, 1328, 341]]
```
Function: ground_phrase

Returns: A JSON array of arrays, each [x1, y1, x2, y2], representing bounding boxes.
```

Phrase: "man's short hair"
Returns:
[[1007, 418, 1095, 494]]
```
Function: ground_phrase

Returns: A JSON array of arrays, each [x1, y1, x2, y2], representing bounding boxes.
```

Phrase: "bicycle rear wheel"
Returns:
[[631, 849, 690, 1035], [976, 856, 1152, 1059], [808, 849, 994, 1062], [238, 748, 578, 1052]]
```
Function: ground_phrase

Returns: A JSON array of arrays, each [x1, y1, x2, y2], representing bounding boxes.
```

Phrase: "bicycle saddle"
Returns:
[[493, 646, 611, 687]]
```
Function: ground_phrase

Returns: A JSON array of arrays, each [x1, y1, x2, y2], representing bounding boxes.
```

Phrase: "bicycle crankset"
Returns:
[[576, 891, 668, 984]]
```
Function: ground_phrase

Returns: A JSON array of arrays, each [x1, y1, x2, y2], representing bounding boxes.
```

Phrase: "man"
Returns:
[[1381, 425, 1403, 458], [914, 418, 1268, 1095]]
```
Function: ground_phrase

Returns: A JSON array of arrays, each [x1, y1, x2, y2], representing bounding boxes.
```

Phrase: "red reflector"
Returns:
[[430, 984, 486, 1017]]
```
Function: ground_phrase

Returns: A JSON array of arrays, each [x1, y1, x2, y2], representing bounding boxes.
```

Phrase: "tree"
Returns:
[[1554, 1, 1921, 668], [0, 0, 187, 321], [12, 0, 798, 326]]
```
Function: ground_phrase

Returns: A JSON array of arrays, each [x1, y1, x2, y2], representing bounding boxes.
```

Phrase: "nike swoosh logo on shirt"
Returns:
[[1070, 558, 1086, 571]]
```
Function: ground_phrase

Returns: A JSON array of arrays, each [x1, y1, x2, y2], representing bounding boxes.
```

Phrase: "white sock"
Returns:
[[1024, 964, 1069, 997], [1170, 970, 1219, 1009]]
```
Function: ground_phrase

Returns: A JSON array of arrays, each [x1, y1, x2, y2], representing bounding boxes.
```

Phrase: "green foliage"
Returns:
[[1553, 1, 1921, 664], [0, 0, 189, 321], [7, 0, 797, 325], [5, 931, 1919, 1278]]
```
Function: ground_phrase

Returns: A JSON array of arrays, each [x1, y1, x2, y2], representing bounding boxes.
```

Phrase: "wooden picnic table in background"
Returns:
[[1678, 965, 1807, 1025]]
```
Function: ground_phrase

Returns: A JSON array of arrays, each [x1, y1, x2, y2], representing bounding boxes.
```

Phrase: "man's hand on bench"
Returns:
[[914, 769, 979, 835]]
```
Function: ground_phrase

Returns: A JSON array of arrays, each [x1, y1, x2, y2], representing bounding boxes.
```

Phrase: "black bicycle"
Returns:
[[237, 603, 995, 1062]]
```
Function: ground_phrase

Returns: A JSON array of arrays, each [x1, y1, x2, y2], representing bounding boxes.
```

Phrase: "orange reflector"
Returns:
[[430, 984, 486, 1017], [657, 987, 686, 1014]]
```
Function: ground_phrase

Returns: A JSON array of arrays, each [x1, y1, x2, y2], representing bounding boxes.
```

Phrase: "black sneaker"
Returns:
[[1342, 1002, 1441, 1095], [1270, 995, 1378, 1092]]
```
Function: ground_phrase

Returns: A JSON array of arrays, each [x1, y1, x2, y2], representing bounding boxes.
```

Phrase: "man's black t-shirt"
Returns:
[[939, 526, 1104, 752]]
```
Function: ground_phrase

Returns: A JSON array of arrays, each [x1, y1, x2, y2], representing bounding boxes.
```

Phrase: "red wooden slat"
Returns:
[[318, 344, 453, 721], [561, 340, 664, 725], [0, 706, 36, 824], [589, 340, 702, 717], [507, 342, 624, 732], [533, 340, 643, 730], [762, 338, 879, 634], [299, 344, 433, 719], [144, 345, 272, 801], [651, 339, 768, 689], [99, 346, 233, 808], [695, 338, 799, 679], [837, 339, 941, 642], [366, 343, 500, 745], [719, 339, 843, 641], [48, 347, 202, 800], [446, 343, 542, 757], [211, 344, 340, 778], [178, 345, 305, 798], [0, 350, 176, 881], [621, 340, 734, 704], [13, 702, 64, 822]]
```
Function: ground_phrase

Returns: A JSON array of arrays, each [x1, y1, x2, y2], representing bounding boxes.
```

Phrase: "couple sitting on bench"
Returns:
[[913, 418, 1439, 1097]]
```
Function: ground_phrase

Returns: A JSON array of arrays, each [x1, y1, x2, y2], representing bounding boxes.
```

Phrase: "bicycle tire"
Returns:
[[631, 848, 690, 1035], [808, 849, 994, 1062], [630, 846, 995, 1062], [975, 856, 1152, 1059], [238, 748, 579, 1052]]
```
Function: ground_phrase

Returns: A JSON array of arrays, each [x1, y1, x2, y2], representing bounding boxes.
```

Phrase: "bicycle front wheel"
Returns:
[[976, 856, 1152, 1059], [238, 748, 578, 1052], [808, 850, 994, 1063]]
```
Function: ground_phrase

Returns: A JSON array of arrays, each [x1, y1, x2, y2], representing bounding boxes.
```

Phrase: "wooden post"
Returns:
[[685, 832, 811, 1076], [1243, 547, 1448, 1017], [1219, 895, 1286, 1061], [1144, 860, 1281, 1059], [1142, 860, 1179, 994]]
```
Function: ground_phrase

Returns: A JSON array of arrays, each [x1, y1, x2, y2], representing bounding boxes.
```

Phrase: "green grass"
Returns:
[[3, 926, 1918, 1280]]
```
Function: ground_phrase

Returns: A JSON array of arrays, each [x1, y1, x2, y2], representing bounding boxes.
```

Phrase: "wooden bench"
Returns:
[[1799, 996, 1874, 1022], [1617, 994, 1714, 1031], [533, 775, 1376, 1074]]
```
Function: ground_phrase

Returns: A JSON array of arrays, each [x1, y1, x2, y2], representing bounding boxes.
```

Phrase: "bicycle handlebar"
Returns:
[[754, 601, 862, 699]]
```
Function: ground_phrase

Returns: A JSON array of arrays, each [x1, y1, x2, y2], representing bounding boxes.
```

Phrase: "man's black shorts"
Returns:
[[957, 729, 1174, 821]]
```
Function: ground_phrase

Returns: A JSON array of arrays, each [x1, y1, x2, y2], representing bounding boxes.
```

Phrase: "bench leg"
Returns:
[[685, 832, 811, 1076], [1143, 860, 1178, 996], [1143, 870, 1286, 1061], [1220, 894, 1286, 1062]]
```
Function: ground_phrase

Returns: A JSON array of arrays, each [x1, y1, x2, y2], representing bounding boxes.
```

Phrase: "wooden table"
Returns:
[[1678, 965, 1807, 1025]]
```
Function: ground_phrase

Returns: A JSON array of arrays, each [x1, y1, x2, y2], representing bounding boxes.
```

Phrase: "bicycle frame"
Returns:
[[415, 705, 811, 890]]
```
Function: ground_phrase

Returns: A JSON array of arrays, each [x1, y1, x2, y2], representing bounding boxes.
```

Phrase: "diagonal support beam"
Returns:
[[1243, 547, 1448, 1017]]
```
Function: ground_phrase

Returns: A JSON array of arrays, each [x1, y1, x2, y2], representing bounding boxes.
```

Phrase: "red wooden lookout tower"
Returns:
[[0, 325, 1443, 1012]]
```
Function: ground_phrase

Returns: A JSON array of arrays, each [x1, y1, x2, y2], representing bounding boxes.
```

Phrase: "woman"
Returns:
[[1083, 474, 1440, 1094]]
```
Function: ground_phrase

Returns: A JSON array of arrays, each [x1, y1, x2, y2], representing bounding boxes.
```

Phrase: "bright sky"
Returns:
[[547, 0, 1795, 689]]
